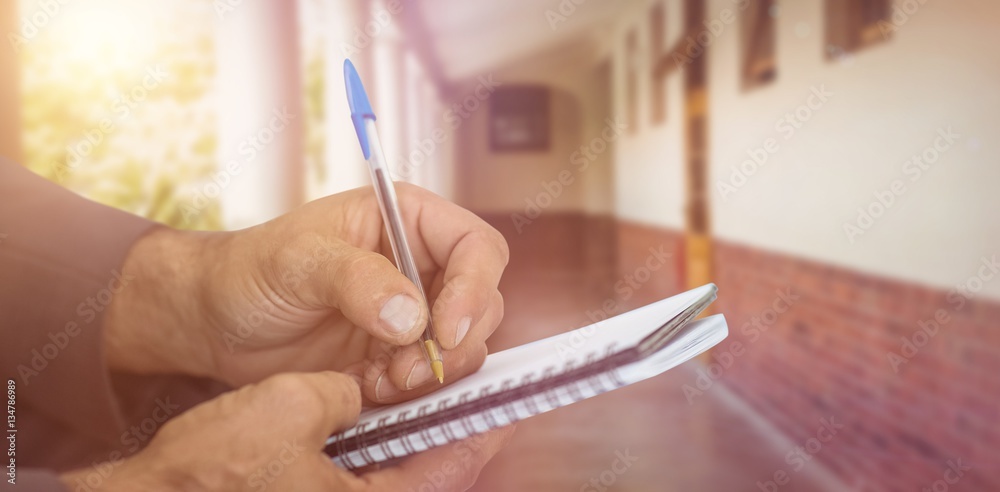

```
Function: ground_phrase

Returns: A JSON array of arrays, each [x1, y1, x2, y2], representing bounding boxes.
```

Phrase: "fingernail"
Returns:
[[405, 360, 433, 390], [375, 372, 399, 401], [379, 294, 421, 335], [455, 316, 472, 347]]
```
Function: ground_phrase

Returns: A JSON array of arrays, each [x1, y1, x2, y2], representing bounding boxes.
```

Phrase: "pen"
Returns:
[[344, 59, 445, 384]]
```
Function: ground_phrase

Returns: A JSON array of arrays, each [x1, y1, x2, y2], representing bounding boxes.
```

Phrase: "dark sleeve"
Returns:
[[0, 161, 152, 487], [0, 162, 230, 487], [6, 470, 71, 491]]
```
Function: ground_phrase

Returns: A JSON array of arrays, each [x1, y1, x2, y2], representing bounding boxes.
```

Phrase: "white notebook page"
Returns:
[[327, 284, 726, 468]]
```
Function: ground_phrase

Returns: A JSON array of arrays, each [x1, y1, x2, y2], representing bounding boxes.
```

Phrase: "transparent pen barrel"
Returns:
[[364, 119, 436, 347]]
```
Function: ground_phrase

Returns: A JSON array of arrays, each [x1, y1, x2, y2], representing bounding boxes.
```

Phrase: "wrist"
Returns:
[[103, 226, 222, 379]]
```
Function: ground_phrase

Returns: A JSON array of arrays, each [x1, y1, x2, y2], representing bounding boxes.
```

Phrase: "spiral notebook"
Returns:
[[324, 283, 727, 469]]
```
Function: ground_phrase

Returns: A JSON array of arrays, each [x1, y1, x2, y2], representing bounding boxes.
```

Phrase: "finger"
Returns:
[[445, 289, 504, 349], [359, 426, 516, 492], [290, 236, 429, 346], [378, 290, 503, 395], [428, 232, 508, 351], [255, 371, 363, 445], [396, 185, 509, 350], [370, 344, 488, 404]]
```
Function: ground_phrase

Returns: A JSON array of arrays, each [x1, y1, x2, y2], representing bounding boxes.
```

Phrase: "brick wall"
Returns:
[[482, 212, 998, 490], [479, 212, 590, 272], [614, 220, 686, 310], [713, 241, 1000, 491]]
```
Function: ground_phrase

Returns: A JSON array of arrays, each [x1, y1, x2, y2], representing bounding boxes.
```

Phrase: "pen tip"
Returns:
[[431, 360, 444, 384]]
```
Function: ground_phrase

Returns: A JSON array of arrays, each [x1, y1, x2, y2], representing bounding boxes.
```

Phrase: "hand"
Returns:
[[104, 183, 509, 403], [60, 372, 514, 491]]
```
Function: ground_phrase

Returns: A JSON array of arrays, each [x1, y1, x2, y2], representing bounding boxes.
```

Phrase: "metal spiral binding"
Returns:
[[336, 342, 631, 469]]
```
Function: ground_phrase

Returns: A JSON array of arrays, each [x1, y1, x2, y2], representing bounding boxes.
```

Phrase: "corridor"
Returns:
[[3, 0, 997, 490]]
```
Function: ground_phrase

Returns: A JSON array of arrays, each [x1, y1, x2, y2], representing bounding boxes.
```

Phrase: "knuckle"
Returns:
[[322, 371, 362, 413], [258, 373, 325, 410], [466, 344, 488, 371], [284, 231, 325, 259], [337, 251, 391, 286], [483, 228, 510, 266], [269, 233, 333, 283], [492, 290, 505, 322]]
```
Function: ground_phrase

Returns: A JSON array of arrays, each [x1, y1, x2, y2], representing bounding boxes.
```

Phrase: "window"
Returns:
[[741, 0, 777, 90], [825, 0, 891, 60]]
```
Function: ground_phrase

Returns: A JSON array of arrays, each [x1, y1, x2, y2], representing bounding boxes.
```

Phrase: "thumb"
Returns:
[[292, 239, 428, 345], [251, 372, 364, 445]]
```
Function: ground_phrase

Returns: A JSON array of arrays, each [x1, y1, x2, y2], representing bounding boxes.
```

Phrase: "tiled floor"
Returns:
[[469, 268, 843, 492]]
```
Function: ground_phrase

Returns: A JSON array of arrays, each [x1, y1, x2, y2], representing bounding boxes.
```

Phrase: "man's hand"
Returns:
[[60, 372, 514, 491], [104, 183, 509, 403]]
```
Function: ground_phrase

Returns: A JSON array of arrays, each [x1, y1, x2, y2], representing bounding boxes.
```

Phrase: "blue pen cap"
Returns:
[[344, 59, 377, 159]]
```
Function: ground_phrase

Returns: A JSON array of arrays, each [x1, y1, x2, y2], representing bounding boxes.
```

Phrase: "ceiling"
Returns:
[[416, 0, 633, 81]]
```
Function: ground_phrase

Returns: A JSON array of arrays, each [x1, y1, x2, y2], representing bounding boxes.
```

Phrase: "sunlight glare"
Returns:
[[45, 0, 159, 78]]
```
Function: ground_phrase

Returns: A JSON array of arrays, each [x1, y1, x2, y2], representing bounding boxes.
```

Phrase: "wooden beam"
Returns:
[[652, 26, 704, 82], [681, 0, 713, 303]]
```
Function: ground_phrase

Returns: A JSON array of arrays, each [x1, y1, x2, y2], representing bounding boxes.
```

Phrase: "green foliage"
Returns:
[[19, 0, 221, 231]]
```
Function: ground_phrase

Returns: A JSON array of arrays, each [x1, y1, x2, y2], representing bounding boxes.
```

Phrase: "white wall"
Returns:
[[607, 0, 1000, 299], [215, 1, 304, 230], [315, 0, 454, 201], [317, 0, 370, 197], [610, 0, 687, 230], [453, 38, 617, 216], [707, 0, 1000, 299], [455, 84, 585, 213]]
